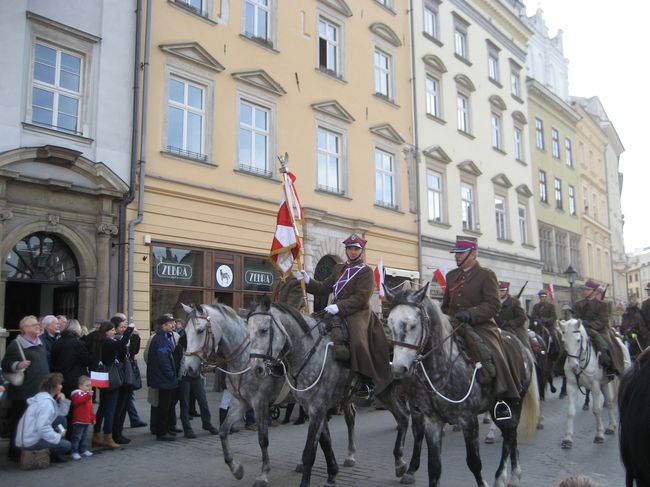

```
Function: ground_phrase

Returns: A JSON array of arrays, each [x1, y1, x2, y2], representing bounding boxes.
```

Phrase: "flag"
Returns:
[[546, 283, 555, 301], [432, 268, 447, 292], [90, 370, 109, 389], [374, 258, 385, 301], [270, 172, 303, 275]]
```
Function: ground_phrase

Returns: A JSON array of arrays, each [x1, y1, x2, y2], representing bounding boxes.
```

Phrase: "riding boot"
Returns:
[[459, 324, 495, 385], [282, 403, 295, 424], [294, 407, 307, 425]]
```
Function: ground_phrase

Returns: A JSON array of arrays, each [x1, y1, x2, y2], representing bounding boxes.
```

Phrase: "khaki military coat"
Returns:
[[497, 296, 531, 352], [441, 262, 521, 399], [641, 298, 650, 327], [575, 297, 625, 374], [531, 301, 557, 328]]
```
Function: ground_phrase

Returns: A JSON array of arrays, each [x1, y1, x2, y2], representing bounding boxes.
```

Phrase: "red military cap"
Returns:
[[499, 281, 510, 291], [450, 235, 478, 253], [645, 282, 650, 291], [343, 234, 366, 248], [583, 279, 599, 290], [538, 290, 548, 296]]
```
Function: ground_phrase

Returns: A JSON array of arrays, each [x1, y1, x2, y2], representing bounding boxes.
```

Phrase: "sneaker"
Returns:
[[71, 452, 82, 461], [81, 451, 93, 457]]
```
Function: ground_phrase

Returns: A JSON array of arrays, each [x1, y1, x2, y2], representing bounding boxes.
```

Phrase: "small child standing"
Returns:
[[70, 375, 96, 460]]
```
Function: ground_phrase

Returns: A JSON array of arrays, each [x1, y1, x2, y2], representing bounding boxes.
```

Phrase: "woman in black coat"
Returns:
[[51, 319, 92, 398], [111, 316, 141, 444]]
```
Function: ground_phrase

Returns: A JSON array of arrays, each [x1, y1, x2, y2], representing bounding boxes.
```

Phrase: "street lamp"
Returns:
[[564, 265, 577, 307]]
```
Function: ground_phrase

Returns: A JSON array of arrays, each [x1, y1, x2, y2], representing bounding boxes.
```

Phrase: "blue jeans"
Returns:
[[127, 391, 142, 424], [71, 423, 90, 453], [26, 438, 72, 455], [94, 388, 119, 434]]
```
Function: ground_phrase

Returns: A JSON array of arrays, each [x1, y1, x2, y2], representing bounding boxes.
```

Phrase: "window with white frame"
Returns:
[[375, 148, 396, 208], [461, 182, 476, 230], [318, 17, 340, 76], [510, 61, 522, 98], [453, 15, 469, 60], [425, 75, 440, 118], [31, 42, 83, 134], [593, 192, 598, 220], [568, 185, 576, 215], [238, 99, 270, 175], [514, 126, 523, 161], [243, 0, 271, 44], [539, 170, 547, 203], [174, 0, 210, 17], [554, 177, 563, 209], [427, 169, 443, 223], [518, 204, 528, 244], [374, 48, 392, 99], [487, 41, 500, 82], [535, 117, 544, 150], [555, 231, 568, 271], [423, 0, 440, 40], [457, 92, 470, 133], [570, 235, 581, 272], [495, 195, 507, 240], [565, 138, 573, 167], [551, 128, 560, 159], [490, 112, 502, 150], [166, 76, 205, 160], [375, 0, 392, 9], [317, 126, 343, 194], [539, 225, 553, 271], [583, 186, 589, 214]]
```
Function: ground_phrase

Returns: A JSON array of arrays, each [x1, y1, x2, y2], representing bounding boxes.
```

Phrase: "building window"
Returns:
[[551, 128, 560, 159], [490, 112, 502, 150], [539, 170, 548, 203], [243, 0, 270, 43], [583, 186, 589, 215], [555, 231, 568, 271], [457, 93, 470, 133], [167, 77, 205, 160], [461, 182, 475, 230], [423, 1, 440, 40], [495, 195, 507, 240], [425, 75, 440, 117], [593, 192, 599, 221], [510, 61, 521, 98], [318, 17, 340, 76], [427, 169, 443, 223], [514, 127, 523, 161], [518, 204, 528, 244], [453, 15, 469, 60], [539, 226, 553, 271], [238, 99, 270, 176], [375, 149, 396, 209], [174, 0, 211, 17], [554, 178, 563, 209], [487, 41, 500, 82], [568, 185, 576, 215], [535, 117, 544, 150], [317, 127, 342, 194], [374, 48, 392, 99], [565, 138, 573, 167]]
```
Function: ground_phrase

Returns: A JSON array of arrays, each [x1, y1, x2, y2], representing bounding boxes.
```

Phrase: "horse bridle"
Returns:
[[566, 328, 591, 377], [390, 304, 431, 358], [248, 311, 292, 368]]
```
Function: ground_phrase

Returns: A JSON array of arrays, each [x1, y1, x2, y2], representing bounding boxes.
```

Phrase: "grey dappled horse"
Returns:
[[386, 283, 539, 487], [181, 303, 284, 487]]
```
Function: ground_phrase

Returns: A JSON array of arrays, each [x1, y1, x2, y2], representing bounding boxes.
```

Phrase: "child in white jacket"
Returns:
[[16, 373, 72, 461]]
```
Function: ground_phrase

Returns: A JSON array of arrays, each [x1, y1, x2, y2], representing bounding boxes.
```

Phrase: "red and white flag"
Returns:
[[90, 370, 109, 389], [374, 258, 385, 301], [546, 283, 555, 301], [432, 268, 447, 292], [270, 172, 303, 275]]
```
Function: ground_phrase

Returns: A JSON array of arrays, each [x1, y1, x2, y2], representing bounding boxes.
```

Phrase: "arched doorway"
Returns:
[[3, 232, 79, 329], [313, 255, 338, 312]]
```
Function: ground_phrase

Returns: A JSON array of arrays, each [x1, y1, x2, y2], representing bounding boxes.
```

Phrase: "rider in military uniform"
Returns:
[[441, 236, 522, 412], [641, 283, 650, 325], [495, 281, 531, 353], [530, 290, 560, 358], [574, 279, 622, 376]]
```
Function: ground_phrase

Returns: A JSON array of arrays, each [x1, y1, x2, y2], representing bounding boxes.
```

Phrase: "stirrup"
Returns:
[[355, 383, 373, 399], [494, 400, 512, 421]]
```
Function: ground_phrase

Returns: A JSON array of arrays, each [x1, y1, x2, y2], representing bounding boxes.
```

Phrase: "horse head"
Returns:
[[558, 318, 587, 374], [386, 282, 431, 379], [181, 303, 221, 377], [621, 304, 645, 335], [248, 296, 293, 377]]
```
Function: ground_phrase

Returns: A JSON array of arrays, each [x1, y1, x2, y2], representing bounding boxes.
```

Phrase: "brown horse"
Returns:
[[620, 304, 650, 360]]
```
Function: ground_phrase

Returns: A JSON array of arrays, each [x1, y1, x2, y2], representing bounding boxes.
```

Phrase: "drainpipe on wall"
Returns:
[[127, 0, 151, 323]]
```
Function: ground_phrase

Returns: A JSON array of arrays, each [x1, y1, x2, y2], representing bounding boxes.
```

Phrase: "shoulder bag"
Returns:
[[122, 349, 142, 390], [4, 340, 27, 387], [95, 359, 124, 390]]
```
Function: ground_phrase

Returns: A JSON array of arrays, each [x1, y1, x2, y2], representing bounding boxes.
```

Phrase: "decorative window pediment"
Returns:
[[370, 123, 405, 144], [489, 95, 507, 111], [231, 69, 286, 96], [491, 173, 512, 188], [516, 184, 534, 198], [422, 54, 447, 73], [370, 22, 401, 47], [159, 42, 225, 72], [457, 160, 482, 176], [319, 0, 353, 17], [311, 100, 355, 123], [512, 110, 528, 125], [454, 73, 475, 92], [422, 145, 451, 164]]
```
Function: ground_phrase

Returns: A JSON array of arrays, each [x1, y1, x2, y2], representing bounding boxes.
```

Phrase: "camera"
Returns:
[[56, 424, 65, 433]]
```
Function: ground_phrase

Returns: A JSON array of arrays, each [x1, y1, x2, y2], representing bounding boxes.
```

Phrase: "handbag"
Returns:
[[122, 353, 142, 390], [20, 449, 50, 470], [4, 340, 27, 387], [95, 360, 123, 390]]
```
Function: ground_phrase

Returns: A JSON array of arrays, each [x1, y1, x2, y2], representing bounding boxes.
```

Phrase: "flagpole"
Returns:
[[278, 153, 310, 313]]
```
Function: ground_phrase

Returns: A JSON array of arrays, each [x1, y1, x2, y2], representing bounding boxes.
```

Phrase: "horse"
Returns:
[[386, 283, 539, 487], [620, 304, 649, 360], [181, 303, 285, 487], [618, 349, 650, 487], [247, 298, 427, 487], [557, 318, 631, 449]]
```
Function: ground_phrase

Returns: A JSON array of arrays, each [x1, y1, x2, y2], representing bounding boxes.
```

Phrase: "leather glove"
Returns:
[[325, 304, 339, 315], [293, 270, 310, 284], [454, 310, 472, 324]]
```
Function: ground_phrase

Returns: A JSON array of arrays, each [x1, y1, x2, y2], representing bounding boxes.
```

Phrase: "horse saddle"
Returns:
[[324, 315, 351, 363]]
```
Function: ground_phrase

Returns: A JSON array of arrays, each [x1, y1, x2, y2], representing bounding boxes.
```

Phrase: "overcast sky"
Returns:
[[527, 0, 650, 253]]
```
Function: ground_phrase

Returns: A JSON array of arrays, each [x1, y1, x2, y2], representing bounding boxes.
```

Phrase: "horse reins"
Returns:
[[567, 328, 592, 394]]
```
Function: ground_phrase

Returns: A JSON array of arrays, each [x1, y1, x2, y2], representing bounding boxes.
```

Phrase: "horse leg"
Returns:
[[583, 388, 591, 411], [602, 381, 617, 435], [341, 402, 356, 467], [561, 379, 577, 449], [461, 416, 488, 487], [401, 408, 425, 485], [591, 384, 605, 443], [253, 403, 271, 487], [219, 399, 246, 479], [318, 422, 339, 487], [507, 423, 522, 487], [493, 415, 516, 487], [484, 417, 497, 444], [379, 388, 408, 478], [423, 420, 444, 487], [559, 376, 567, 398], [299, 413, 325, 487]]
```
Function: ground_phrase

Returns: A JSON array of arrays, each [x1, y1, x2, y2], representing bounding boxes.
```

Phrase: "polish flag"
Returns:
[[269, 172, 303, 275], [90, 371, 109, 389], [374, 258, 385, 301], [546, 283, 555, 301], [432, 268, 447, 292]]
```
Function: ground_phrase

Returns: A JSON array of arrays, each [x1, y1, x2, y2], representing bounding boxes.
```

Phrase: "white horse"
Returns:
[[557, 318, 631, 449]]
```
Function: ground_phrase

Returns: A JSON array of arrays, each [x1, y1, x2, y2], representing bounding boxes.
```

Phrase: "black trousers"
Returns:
[[7, 399, 27, 460], [154, 388, 177, 437]]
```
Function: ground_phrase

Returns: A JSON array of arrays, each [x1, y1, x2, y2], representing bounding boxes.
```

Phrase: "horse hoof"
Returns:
[[253, 480, 268, 487], [395, 462, 407, 478], [536, 423, 544, 430], [452, 424, 461, 432], [400, 473, 416, 485], [343, 458, 355, 467], [233, 464, 244, 480], [582, 404, 590, 411], [594, 436, 604, 444], [550, 385, 557, 393], [323, 482, 337, 487], [605, 428, 615, 435], [485, 436, 495, 444], [561, 440, 573, 449], [483, 416, 491, 424], [295, 463, 303, 473], [559, 392, 567, 399]]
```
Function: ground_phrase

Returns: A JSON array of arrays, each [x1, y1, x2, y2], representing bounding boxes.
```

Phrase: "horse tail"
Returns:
[[519, 347, 541, 442]]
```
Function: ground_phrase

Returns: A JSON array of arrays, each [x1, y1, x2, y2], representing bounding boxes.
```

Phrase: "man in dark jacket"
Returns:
[[496, 281, 531, 353], [530, 290, 559, 354], [146, 314, 179, 441], [640, 283, 650, 327]]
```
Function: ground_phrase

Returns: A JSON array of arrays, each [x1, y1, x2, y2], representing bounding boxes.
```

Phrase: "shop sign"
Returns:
[[156, 262, 192, 280], [215, 264, 234, 288], [244, 269, 274, 287]]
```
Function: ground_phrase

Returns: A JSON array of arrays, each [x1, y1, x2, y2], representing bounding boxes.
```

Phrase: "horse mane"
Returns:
[[389, 287, 453, 344], [272, 301, 311, 335]]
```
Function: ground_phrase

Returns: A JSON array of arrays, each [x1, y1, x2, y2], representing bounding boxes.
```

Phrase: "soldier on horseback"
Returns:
[[530, 289, 560, 356], [441, 236, 522, 419], [641, 282, 650, 325], [495, 281, 532, 353]]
